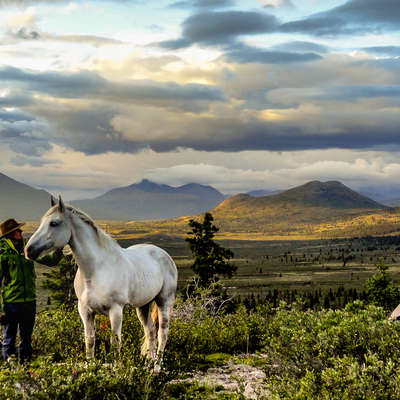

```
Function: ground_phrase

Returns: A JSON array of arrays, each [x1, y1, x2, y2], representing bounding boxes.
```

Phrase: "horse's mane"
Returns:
[[68, 206, 119, 250], [68, 206, 99, 233]]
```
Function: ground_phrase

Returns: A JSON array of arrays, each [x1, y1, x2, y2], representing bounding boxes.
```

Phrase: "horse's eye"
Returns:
[[50, 221, 60, 227]]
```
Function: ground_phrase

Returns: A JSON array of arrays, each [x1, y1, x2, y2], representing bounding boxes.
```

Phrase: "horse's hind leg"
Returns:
[[109, 304, 123, 355], [155, 295, 175, 357], [136, 302, 157, 360], [78, 301, 96, 359]]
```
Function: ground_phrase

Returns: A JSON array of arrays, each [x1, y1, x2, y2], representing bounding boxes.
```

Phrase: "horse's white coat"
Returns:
[[25, 197, 178, 363]]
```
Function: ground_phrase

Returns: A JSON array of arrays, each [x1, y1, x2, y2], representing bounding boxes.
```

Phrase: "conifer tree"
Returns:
[[365, 262, 400, 310], [185, 212, 236, 288], [42, 256, 77, 307]]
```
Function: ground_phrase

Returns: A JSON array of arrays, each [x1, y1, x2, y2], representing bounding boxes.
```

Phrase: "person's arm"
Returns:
[[0, 248, 5, 314], [36, 248, 63, 267], [0, 249, 4, 282]]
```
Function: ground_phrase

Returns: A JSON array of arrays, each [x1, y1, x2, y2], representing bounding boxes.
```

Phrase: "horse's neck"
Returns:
[[69, 216, 114, 278]]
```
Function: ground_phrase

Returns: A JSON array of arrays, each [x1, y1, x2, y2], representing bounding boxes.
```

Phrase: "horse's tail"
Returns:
[[141, 301, 160, 356], [151, 301, 159, 332]]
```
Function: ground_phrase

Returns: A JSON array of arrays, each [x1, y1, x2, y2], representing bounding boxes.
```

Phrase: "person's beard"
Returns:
[[12, 237, 24, 253]]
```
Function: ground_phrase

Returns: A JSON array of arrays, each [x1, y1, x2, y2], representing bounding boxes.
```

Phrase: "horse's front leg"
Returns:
[[109, 304, 123, 356], [78, 301, 96, 359]]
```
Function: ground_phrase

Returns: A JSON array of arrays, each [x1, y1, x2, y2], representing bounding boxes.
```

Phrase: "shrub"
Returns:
[[262, 301, 400, 399]]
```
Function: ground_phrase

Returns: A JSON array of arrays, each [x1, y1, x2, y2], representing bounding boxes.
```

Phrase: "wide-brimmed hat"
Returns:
[[0, 218, 25, 239]]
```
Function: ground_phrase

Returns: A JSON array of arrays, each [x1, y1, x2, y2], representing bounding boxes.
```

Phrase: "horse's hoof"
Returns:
[[153, 364, 161, 374]]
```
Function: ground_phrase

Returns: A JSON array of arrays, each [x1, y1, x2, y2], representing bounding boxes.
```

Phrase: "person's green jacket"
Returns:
[[0, 238, 62, 306]]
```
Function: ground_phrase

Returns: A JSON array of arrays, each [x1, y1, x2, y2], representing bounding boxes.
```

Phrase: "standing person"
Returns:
[[0, 218, 62, 363]]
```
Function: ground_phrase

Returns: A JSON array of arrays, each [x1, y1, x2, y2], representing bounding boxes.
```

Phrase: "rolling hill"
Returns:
[[223, 180, 385, 211], [210, 180, 388, 232], [71, 179, 227, 220], [0, 172, 52, 221], [125, 181, 396, 240]]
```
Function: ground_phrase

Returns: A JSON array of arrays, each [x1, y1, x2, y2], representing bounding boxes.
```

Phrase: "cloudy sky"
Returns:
[[0, 0, 399, 200]]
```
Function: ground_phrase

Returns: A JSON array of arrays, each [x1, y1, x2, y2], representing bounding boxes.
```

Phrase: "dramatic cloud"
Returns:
[[36, 106, 142, 155], [280, 0, 400, 36], [158, 10, 279, 49], [158, 0, 400, 54], [0, 117, 52, 157], [0, 66, 225, 111]]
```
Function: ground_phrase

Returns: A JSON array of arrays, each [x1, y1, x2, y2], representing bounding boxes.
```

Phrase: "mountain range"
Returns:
[[0, 174, 227, 221], [71, 179, 227, 220], [0, 172, 391, 238]]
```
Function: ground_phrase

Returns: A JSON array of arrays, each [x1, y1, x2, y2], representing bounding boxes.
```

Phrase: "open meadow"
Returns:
[[30, 226, 400, 310]]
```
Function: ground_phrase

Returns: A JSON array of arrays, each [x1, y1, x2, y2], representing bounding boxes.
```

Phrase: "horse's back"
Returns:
[[125, 243, 178, 285]]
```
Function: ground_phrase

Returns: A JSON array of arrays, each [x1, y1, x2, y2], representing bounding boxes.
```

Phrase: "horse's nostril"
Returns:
[[26, 245, 37, 260]]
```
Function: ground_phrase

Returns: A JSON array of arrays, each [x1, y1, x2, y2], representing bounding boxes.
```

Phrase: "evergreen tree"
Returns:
[[365, 262, 400, 310], [185, 212, 236, 288], [42, 256, 77, 307]]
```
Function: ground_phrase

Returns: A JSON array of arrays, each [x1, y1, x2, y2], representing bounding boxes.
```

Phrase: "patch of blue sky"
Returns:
[[37, 2, 185, 40]]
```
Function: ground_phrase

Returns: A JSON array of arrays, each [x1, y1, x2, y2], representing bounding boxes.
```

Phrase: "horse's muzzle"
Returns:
[[25, 242, 53, 260], [25, 244, 40, 260]]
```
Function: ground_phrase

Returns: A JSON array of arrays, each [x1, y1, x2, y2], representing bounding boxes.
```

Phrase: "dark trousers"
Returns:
[[2, 301, 36, 362]]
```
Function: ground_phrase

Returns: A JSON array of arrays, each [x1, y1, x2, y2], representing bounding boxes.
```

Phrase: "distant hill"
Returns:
[[219, 181, 385, 210], [264, 180, 385, 209], [0, 172, 52, 221], [72, 179, 227, 220], [206, 180, 389, 236]]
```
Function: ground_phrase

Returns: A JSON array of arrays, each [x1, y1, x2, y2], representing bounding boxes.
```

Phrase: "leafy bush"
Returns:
[[261, 301, 400, 399], [168, 290, 269, 369]]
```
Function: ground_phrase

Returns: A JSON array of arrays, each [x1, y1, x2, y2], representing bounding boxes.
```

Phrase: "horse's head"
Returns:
[[25, 195, 72, 260]]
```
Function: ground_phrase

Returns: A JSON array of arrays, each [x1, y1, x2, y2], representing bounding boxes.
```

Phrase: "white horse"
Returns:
[[25, 196, 178, 364]]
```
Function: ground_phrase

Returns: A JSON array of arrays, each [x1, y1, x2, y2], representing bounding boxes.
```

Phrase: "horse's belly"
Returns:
[[128, 275, 163, 307]]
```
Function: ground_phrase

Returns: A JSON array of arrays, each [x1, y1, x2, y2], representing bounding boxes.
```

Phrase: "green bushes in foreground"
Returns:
[[262, 301, 400, 399], [1, 298, 400, 399]]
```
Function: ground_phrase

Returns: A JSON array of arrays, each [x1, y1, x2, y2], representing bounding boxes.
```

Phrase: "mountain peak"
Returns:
[[303, 180, 342, 189], [126, 179, 173, 193], [262, 180, 386, 210]]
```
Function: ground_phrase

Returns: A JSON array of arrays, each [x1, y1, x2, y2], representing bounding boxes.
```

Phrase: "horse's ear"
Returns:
[[58, 195, 65, 213], [50, 195, 56, 207]]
